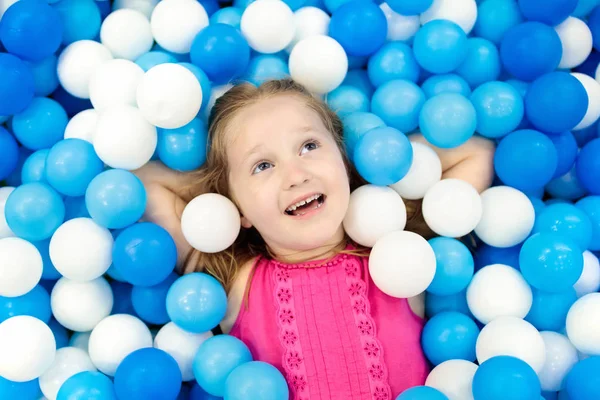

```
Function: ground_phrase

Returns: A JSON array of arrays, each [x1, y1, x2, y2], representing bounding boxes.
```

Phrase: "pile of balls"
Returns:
[[0, 0, 600, 399]]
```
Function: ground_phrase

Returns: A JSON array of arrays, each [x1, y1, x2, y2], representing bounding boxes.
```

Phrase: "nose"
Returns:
[[282, 160, 312, 189]]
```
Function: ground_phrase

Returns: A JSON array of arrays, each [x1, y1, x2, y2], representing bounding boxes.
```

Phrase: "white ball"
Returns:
[[369, 230, 436, 298], [93, 105, 158, 170], [39, 347, 96, 400], [476, 316, 546, 374], [466, 264, 533, 324], [100, 9, 154, 61], [69, 332, 92, 353], [566, 292, 600, 355], [380, 3, 421, 42], [571, 73, 600, 130], [136, 63, 202, 129], [420, 0, 478, 34], [113, 0, 160, 19], [154, 322, 213, 381], [57, 40, 114, 99], [64, 109, 99, 143], [88, 314, 153, 376], [343, 185, 407, 247], [573, 251, 600, 298], [181, 193, 241, 253], [422, 179, 483, 238], [0, 316, 56, 382], [538, 331, 579, 392], [390, 142, 442, 200], [204, 84, 233, 120], [0, 0, 19, 19], [474, 186, 536, 248], [425, 359, 478, 400], [49, 218, 113, 282], [0, 187, 15, 238], [89, 59, 145, 112], [555, 17, 593, 70], [0, 237, 42, 297], [289, 35, 348, 95], [51, 277, 114, 332], [240, 0, 295, 54], [285, 7, 330, 53], [150, 0, 209, 54]]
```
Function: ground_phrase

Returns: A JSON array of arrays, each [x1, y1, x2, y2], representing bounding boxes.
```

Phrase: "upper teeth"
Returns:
[[286, 194, 321, 211]]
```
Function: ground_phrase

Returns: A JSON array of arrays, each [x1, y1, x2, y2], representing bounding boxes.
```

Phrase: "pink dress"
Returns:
[[229, 246, 429, 400]]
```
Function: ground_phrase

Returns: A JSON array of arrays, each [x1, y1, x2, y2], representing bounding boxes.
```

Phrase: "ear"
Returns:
[[240, 215, 253, 229]]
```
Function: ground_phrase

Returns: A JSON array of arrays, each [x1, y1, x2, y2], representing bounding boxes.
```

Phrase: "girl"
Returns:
[[134, 79, 495, 399]]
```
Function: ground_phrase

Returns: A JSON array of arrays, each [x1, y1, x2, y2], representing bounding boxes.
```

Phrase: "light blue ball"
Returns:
[[396, 386, 449, 400], [224, 361, 289, 400], [0, 376, 41, 400], [52, 0, 102, 45], [470, 81, 524, 139], [564, 356, 600, 400], [367, 42, 420, 87], [525, 287, 577, 332], [474, 0, 524, 45], [25, 55, 59, 97], [12, 97, 68, 151], [427, 237, 474, 296], [371, 79, 426, 133], [575, 196, 600, 251], [455, 38, 501, 88], [472, 356, 541, 400], [386, 0, 432, 15], [157, 118, 208, 171], [210, 7, 243, 28], [532, 203, 593, 250], [421, 311, 479, 366], [0, 284, 51, 324], [421, 74, 471, 99], [21, 149, 49, 184], [326, 85, 370, 116], [243, 55, 289, 87], [341, 111, 386, 161], [419, 93, 476, 149], [413, 19, 468, 74]]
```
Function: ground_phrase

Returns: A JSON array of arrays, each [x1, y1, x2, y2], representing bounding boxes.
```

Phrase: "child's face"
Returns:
[[227, 95, 350, 259]]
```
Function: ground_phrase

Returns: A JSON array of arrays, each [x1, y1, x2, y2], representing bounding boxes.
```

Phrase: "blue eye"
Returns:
[[252, 161, 271, 174], [301, 141, 319, 154]]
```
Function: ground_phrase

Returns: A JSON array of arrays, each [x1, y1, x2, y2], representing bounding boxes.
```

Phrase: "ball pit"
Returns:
[[0, 0, 599, 399]]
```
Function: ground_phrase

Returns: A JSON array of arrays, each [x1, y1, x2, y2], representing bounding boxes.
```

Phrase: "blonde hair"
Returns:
[[177, 78, 433, 292]]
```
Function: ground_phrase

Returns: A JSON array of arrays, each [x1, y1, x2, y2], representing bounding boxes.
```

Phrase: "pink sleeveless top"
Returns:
[[229, 247, 429, 400]]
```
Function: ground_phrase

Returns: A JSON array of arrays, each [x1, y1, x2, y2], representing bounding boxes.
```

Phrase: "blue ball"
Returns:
[[371, 79, 426, 133], [52, 0, 101, 45], [131, 273, 178, 325], [525, 287, 577, 332], [455, 38, 501, 88], [421, 74, 471, 99], [421, 311, 479, 365], [190, 382, 222, 400], [519, 232, 584, 292], [425, 289, 472, 319], [5, 182, 65, 241], [475, 243, 522, 271], [0, 127, 19, 181], [494, 129, 558, 191], [243, 54, 289, 87], [158, 118, 208, 171], [210, 7, 243, 29], [166, 273, 228, 333], [48, 317, 69, 349], [589, 7, 600, 51], [474, 0, 524, 45], [386, 0, 432, 15], [500, 22, 562, 82], [546, 166, 589, 201], [548, 131, 577, 178], [63, 195, 90, 222], [0, 0, 63, 62], [136, 51, 178, 72], [179, 63, 212, 112], [0, 376, 41, 400], [525, 72, 588, 135], [564, 356, 600, 400], [576, 196, 600, 251], [50, 86, 92, 117], [190, 23, 250, 84], [33, 238, 61, 280], [0, 284, 51, 324], [427, 237, 474, 296], [193, 335, 253, 397], [533, 203, 593, 250], [413, 20, 468, 74], [114, 348, 182, 400], [110, 280, 136, 316], [328, 0, 387, 57], [353, 126, 413, 185], [0, 53, 35, 116], [225, 362, 288, 400], [85, 169, 147, 230], [112, 222, 177, 287], [341, 111, 385, 160], [12, 97, 68, 151], [470, 81, 523, 139], [326, 85, 370, 116], [419, 93, 476, 148], [367, 42, 420, 87], [25, 55, 59, 97], [576, 138, 600, 195], [472, 356, 541, 400], [342, 68, 376, 98], [396, 386, 449, 400], [518, 0, 577, 26]]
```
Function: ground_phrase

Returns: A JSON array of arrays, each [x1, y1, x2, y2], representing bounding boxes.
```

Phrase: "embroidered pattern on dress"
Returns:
[[343, 257, 392, 400]]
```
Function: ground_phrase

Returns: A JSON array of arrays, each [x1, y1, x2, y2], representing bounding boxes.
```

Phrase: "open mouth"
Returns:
[[285, 193, 326, 216]]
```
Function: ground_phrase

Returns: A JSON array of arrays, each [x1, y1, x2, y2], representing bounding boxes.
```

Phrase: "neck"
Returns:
[[266, 233, 347, 265]]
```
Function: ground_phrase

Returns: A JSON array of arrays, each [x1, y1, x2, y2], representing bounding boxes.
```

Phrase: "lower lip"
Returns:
[[286, 199, 326, 220]]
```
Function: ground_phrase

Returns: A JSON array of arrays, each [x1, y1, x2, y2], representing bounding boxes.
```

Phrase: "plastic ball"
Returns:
[[425, 359, 478, 400], [0, 376, 41, 400], [476, 316, 546, 374], [180, 193, 240, 253], [0, 0, 63, 62], [210, 7, 243, 29], [427, 237, 474, 296], [0, 237, 42, 297], [538, 331, 578, 392], [21, 150, 47, 184], [353, 126, 413, 186], [150, 0, 209, 54], [455, 38, 501, 88], [57, 40, 114, 99], [50, 277, 113, 333], [26, 55, 60, 97], [240, 0, 295, 54], [573, 251, 600, 297], [371, 79, 425, 133], [285, 6, 330, 53], [12, 97, 68, 151], [39, 346, 96, 400], [518, 0, 577, 26], [413, 20, 468, 74], [548, 131, 578, 179], [474, 0, 523, 45], [576, 138, 600, 195], [466, 264, 533, 324], [564, 356, 600, 400], [470, 81, 524, 139], [224, 361, 289, 400], [575, 196, 600, 251], [525, 287, 577, 332], [179, 63, 212, 112], [135, 50, 178, 71], [0, 284, 51, 324], [419, 93, 476, 149], [367, 42, 420, 87], [114, 348, 182, 400], [52, 0, 102, 46], [343, 185, 406, 247], [243, 54, 290, 87], [422, 311, 479, 366], [421, 74, 471, 99], [390, 141, 441, 200], [379, 3, 420, 42], [157, 118, 208, 171], [131, 273, 174, 323], [0, 127, 20, 181], [420, 0, 477, 34], [93, 105, 157, 170], [396, 386, 448, 400], [386, 0, 432, 15], [5, 182, 65, 241], [192, 334, 253, 397], [63, 109, 98, 143], [0, 52, 35, 116], [100, 9, 153, 60], [88, 59, 144, 112], [571, 73, 600, 131], [472, 355, 541, 400], [422, 179, 482, 238], [288, 35, 348, 94], [500, 22, 562, 82], [369, 230, 436, 298], [519, 232, 584, 292], [88, 314, 153, 376], [554, 17, 592, 70], [533, 203, 592, 250], [566, 293, 600, 355], [113, 0, 160, 19], [56, 371, 116, 400]]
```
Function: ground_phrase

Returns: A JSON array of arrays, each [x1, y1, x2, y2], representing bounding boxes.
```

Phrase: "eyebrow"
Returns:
[[241, 126, 317, 164]]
